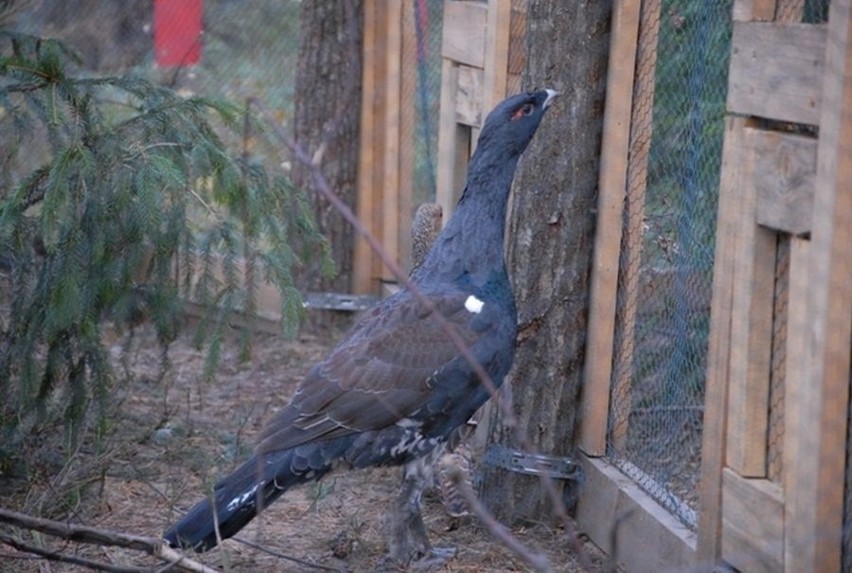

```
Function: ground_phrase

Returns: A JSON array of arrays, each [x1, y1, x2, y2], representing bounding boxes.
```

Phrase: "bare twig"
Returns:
[[445, 464, 551, 572], [0, 507, 218, 573], [0, 532, 148, 573]]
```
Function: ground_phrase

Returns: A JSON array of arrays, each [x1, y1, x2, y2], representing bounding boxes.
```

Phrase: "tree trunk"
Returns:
[[291, 0, 363, 295], [479, 0, 612, 524]]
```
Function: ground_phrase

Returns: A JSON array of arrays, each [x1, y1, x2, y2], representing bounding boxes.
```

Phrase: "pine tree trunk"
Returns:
[[479, 0, 612, 524], [291, 0, 363, 295]]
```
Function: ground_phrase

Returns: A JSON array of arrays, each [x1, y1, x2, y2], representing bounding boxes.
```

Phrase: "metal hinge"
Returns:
[[484, 444, 584, 481]]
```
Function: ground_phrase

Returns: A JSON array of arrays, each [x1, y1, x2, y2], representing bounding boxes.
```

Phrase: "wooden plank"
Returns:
[[482, 0, 512, 113], [575, 455, 696, 573], [609, 0, 661, 453], [746, 129, 817, 235], [397, 0, 417, 274], [442, 0, 487, 67], [379, 0, 403, 284], [721, 469, 784, 573], [435, 59, 470, 224], [781, 235, 810, 573], [725, 163, 776, 477], [696, 116, 749, 563], [354, 0, 379, 294], [785, 2, 852, 569], [579, 0, 642, 456], [455, 64, 484, 127], [776, 0, 806, 23], [728, 21, 827, 125], [733, 0, 780, 21]]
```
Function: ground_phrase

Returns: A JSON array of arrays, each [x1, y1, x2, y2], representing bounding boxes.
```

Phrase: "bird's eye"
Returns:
[[511, 102, 536, 120]]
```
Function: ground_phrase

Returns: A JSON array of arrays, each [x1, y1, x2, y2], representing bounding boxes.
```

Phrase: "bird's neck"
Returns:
[[415, 154, 519, 287]]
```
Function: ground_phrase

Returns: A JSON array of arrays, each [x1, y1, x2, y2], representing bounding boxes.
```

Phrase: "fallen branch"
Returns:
[[0, 507, 218, 573]]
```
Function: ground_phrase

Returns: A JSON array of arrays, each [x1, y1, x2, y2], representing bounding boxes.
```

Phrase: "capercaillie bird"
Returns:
[[163, 89, 558, 566]]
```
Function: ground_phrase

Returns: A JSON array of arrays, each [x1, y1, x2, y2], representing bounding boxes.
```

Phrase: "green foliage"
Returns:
[[0, 31, 330, 455]]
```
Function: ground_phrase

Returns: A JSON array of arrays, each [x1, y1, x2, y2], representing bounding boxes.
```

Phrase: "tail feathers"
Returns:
[[164, 450, 301, 552]]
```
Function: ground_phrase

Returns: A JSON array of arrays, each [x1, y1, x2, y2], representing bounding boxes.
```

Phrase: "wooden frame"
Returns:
[[580, 0, 852, 571]]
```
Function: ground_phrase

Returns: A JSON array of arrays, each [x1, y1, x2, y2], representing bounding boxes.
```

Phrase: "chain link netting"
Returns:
[[606, 0, 733, 528]]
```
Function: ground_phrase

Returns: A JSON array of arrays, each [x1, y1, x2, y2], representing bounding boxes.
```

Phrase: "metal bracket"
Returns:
[[484, 444, 584, 481], [303, 292, 381, 311]]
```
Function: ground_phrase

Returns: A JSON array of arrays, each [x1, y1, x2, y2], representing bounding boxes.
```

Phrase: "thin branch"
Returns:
[[445, 464, 551, 573], [0, 507, 218, 573], [0, 532, 148, 573]]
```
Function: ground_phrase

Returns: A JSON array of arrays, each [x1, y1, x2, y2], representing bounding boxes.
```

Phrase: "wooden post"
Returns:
[[354, 0, 413, 293], [579, 0, 642, 456], [608, 0, 661, 454], [784, 1, 852, 570]]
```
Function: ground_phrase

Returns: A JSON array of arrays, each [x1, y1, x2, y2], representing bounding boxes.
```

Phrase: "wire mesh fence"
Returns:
[[605, 0, 733, 528]]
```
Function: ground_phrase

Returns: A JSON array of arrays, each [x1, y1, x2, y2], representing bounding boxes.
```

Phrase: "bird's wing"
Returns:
[[256, 289, 496, 454]]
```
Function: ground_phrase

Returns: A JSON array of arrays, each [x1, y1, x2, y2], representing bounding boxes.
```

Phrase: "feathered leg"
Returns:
[[386, 451, 456, 568]]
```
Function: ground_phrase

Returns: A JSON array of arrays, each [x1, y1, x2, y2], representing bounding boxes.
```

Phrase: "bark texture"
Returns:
[[291, 0, 363, 295], [479, 0, 612, 524]]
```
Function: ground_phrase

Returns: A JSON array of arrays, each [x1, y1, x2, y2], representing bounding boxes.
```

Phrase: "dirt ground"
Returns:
[[1, 321, 612, 572]]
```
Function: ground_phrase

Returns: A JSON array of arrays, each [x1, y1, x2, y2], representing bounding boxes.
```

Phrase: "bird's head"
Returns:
[[474, 89, 559, 161]]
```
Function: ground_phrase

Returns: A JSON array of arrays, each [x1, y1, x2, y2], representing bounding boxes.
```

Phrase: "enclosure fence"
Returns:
[[604, 0, 732, 528]]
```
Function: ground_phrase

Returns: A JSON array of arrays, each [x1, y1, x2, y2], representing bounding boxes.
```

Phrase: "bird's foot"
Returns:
[[409, 545, 456, 570], [376, 545, 457, 571]]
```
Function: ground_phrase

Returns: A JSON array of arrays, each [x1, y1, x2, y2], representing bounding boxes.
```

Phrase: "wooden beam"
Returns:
[[442, 0, 487, 67], [746, 129, 817, 235], [455, 64, 484, 127], [354, 0, 379, 294], [435, 58, 470, 224], [728, 21, 827, 125], [398, 0, 417, 274], [609, 0, 661, 454], [575, 455, 696, 573], [781, 235, 811, 572], [725, 128, 777, 477], [721, 469, 784, 573], [482, 0, 512, 113], [579, 0, 642, 456], [784, 1, 852, 570], [696, 116, 749, 564], [379, 1, 403, 284]]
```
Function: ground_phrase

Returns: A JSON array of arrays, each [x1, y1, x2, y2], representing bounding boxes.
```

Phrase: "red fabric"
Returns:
[[154, 0, 203, 67]]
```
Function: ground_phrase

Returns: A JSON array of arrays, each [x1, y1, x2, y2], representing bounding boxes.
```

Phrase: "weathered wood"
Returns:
[[579, 0, 642, 456], [442, 0, 487, 68], [721, 469, 784, 573], [575, 455, 696, 573], [483, 0, 512, 113], [397, 0, 417, 273], [725, 179, 776, 477], [745, 128, 817, 235], [733, 0, 780, 21], [785, 2, 852, 569], [775, 0, 806, 23], [696, 116, 749, 563], [781, 236, 810, 572], [435, 58, 470, 224], [354, 0, 379, 293], [610, 0, 662, 453], [455, 64, 484, 127], [728, 21, 826, 125], [379, 0, 403, 284]]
